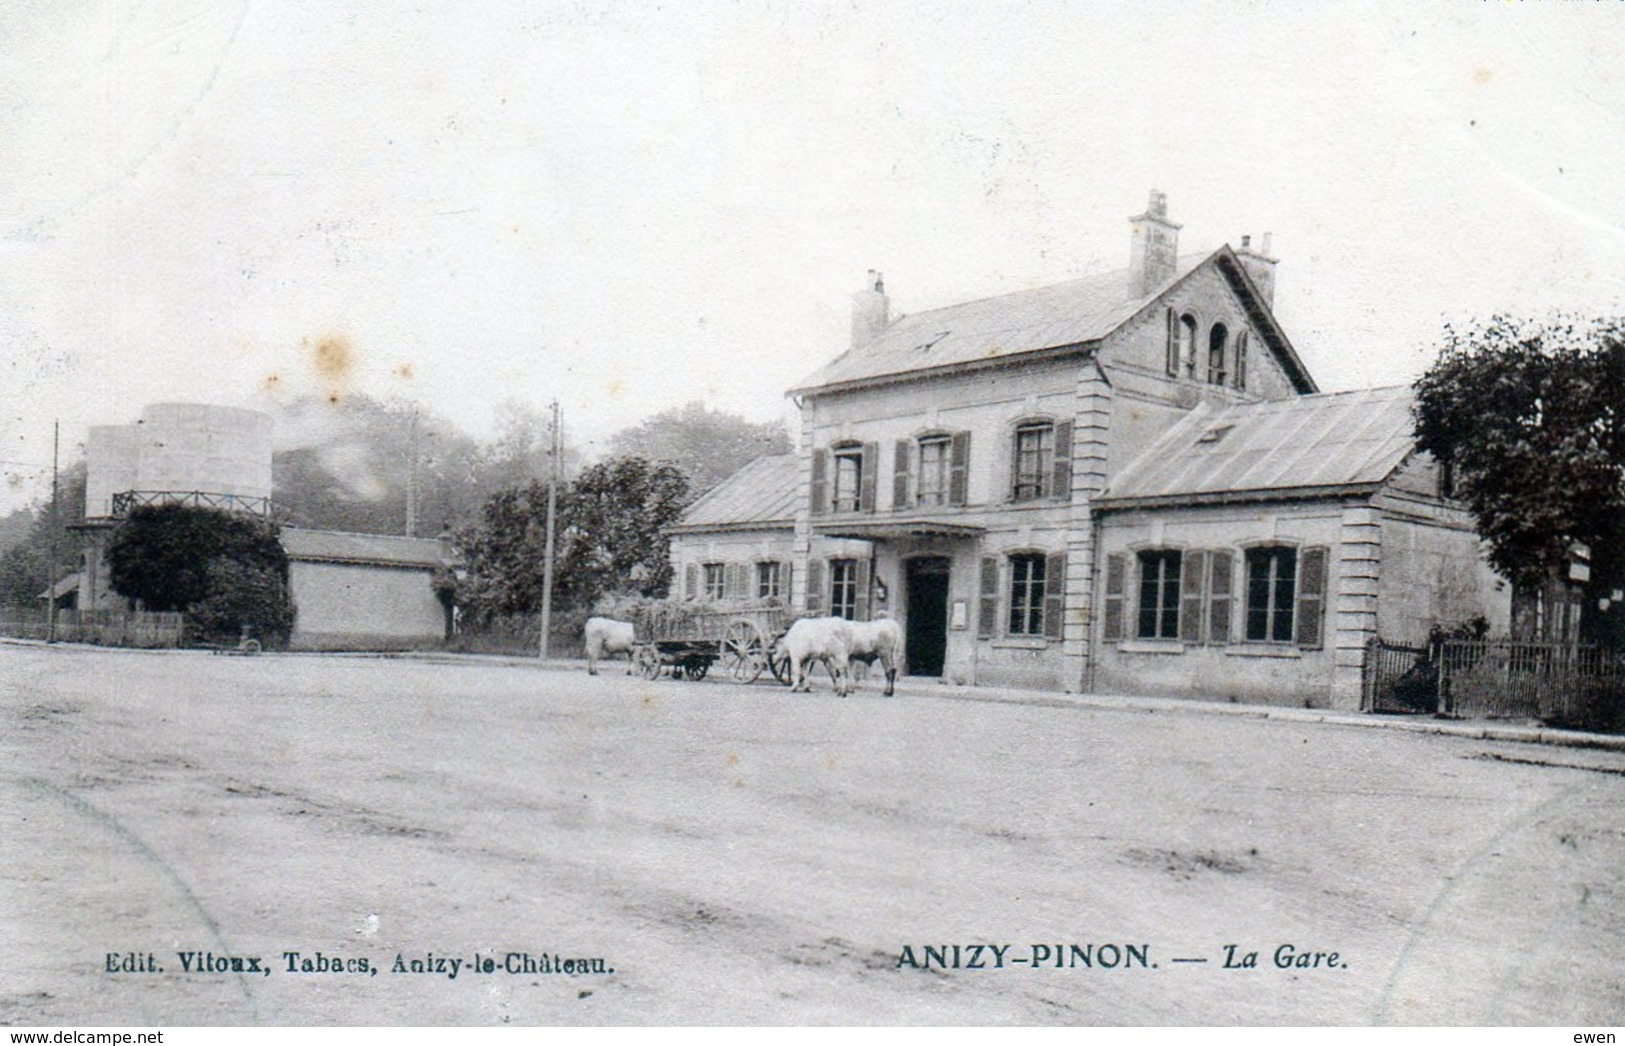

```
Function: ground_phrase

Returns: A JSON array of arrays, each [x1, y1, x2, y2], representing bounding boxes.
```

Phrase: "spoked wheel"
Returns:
[[722, 619, 767, 684], [684, 658, 710, 681], [633, 644, 662, 680]]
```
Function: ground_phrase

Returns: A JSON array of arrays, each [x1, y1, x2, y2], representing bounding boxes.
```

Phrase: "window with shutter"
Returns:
[[949, 430, 970, 506], [830, 559, 859, 619], [893, 439, 911, 508], [916, 435, 950, 505], [1244, 546, 1298, 642], [1295, 547, 1328, 649], [1012, 422, 1054, 501], [859, 441, 878, 513], [1051, 419, 1072, 501], [1179, 550, 1208, 643], [804, 559, 824, 614], [1044, 551, 1067, 639], [832, 445, 863, 513], [703, 563, 726, 601], [1207, 550, 1234, 644], [1007, 553, 1047, 636], [1103, 553, 1127, 641], [854, 558, 872, 621], [977, 556, 999, 638], [809, 449, 829, 516], [1136, 550, 1181, 639], [1234, 331, 1249, 391]]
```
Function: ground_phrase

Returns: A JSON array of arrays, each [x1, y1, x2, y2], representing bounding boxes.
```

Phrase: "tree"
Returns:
[[454, 455, 690, 624], [0, 462, 86, 607], [1413, 314, 1625, 641], [186, 559, 296, 647], [609, 401, 791, 496], [107, 506, 293, 645], [558, 457, 691, 605]]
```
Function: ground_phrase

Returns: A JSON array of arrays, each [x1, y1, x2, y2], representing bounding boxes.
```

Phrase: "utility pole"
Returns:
[[46, 421, 59, 643], [405, 407, 419, 538], [539, 399, 560, 659]]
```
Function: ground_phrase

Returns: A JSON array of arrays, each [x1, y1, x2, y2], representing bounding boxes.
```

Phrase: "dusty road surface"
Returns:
[[3, 643, 1623, 1025]]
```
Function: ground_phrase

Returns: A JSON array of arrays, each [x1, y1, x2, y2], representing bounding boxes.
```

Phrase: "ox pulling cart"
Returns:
[[627, 603, 791, 684]]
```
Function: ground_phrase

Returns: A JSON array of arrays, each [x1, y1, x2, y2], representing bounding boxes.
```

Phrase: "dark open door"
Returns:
[[905, 557, 951, 677]]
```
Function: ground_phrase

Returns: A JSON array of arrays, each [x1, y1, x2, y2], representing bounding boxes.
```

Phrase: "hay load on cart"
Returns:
[[623, 599, 793, 683]]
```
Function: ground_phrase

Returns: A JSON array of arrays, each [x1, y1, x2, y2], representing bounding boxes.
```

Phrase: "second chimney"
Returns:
[[1235, 232, 1278, 308], [850, 270, 890, 349], [1128, 190, 1181, 299]]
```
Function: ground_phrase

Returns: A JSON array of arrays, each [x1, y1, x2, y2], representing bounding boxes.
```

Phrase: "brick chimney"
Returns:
[[1234, 233, 1278, 308], [850, 270, 890, 349], [1127, 190, 1181, 299]]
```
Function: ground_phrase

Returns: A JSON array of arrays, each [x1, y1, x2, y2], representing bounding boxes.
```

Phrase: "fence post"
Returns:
[[1433, 638, 1447, 717]]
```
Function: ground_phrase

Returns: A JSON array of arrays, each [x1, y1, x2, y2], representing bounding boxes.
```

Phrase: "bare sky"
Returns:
[[5, 1, 1625, 513]]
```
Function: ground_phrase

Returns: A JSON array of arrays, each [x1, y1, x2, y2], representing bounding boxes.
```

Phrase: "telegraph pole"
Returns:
[[405, 407, 419, 538], [46, 421, 59, 644], [538, 400, 561, 659]]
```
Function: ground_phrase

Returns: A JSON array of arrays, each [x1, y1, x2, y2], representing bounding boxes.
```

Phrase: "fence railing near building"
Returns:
[[1439, 639, 1625, 731], [0, 608, 186, 648], [1363, 636, 1625, 732], [1361, 637, 1434, 714]]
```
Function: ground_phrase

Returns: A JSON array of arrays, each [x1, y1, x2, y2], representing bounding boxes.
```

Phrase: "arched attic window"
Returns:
[[1207, 323, 1229, 386]]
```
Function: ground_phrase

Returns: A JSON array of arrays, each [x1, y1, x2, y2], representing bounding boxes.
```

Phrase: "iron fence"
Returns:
[[1438, 639, 1625, 731]]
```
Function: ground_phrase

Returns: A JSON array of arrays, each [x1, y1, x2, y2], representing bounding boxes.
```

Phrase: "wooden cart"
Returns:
[[628, 604, 793, 684]]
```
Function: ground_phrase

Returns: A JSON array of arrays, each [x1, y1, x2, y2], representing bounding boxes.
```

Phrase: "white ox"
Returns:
[[776, 616, 854, 696], [583, 617, 637, 675], [844, 613, 903, 697]]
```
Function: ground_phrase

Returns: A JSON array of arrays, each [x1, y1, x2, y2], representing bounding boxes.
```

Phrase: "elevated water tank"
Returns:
[[135, 403, 273, 501]]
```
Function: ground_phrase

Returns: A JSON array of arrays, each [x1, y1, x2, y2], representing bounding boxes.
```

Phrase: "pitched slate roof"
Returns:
[[792, 253, 1215, 394], [280, 528, 450, 568], [669, 454, 799, 532], [1100, 385, 1417, 506]]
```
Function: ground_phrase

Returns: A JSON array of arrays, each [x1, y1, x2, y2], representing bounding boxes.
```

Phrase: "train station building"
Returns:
[[669, 192, 1509, 709]]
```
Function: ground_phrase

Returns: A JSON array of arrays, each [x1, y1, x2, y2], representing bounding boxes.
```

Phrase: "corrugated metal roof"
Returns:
[[1102, 385, 1416, 504], [793, 254, 1212, 392], [280, 528, 450, 568], [672, 454, 799, 531]]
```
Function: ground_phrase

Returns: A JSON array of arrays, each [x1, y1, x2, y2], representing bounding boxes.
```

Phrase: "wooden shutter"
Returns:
[[1295, 546, 1328, 649], [1207, 550, 1234, 645], [1043, 551, 1067, 640], [1103, 553, 1126, 641], [977, 556, 1000, 638], [1051, 420, 1073, 500], [859, 441, 878, 513], [1179, 550, 1207, 643], [1165, 308, 1179, 376], [892, 439, 911, 509], [949, 430, 970, 506], [684, 562, 698, 600], [731, 563, 748, 601], [809, 449, 828, 516], [1234, 331, 1248, 390], [804, 558, 824, 614], [854, 558, 872, 621]]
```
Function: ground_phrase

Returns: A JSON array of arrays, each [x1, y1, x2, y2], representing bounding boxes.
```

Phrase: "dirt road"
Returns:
[[3, 644, 1622, 1025]]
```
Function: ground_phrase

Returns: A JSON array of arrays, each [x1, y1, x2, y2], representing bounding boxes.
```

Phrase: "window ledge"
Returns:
[[990, 637, 1051, 650], [1224, 644, 1302, 659], [1115, 639, 1186, 655]]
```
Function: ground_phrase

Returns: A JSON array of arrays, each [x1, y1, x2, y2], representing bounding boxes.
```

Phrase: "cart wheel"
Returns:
[[241, 639, 262, 655], [686, 659, 709, 682], [722, 619, 767, 684], [634, 645, 662, 680]]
